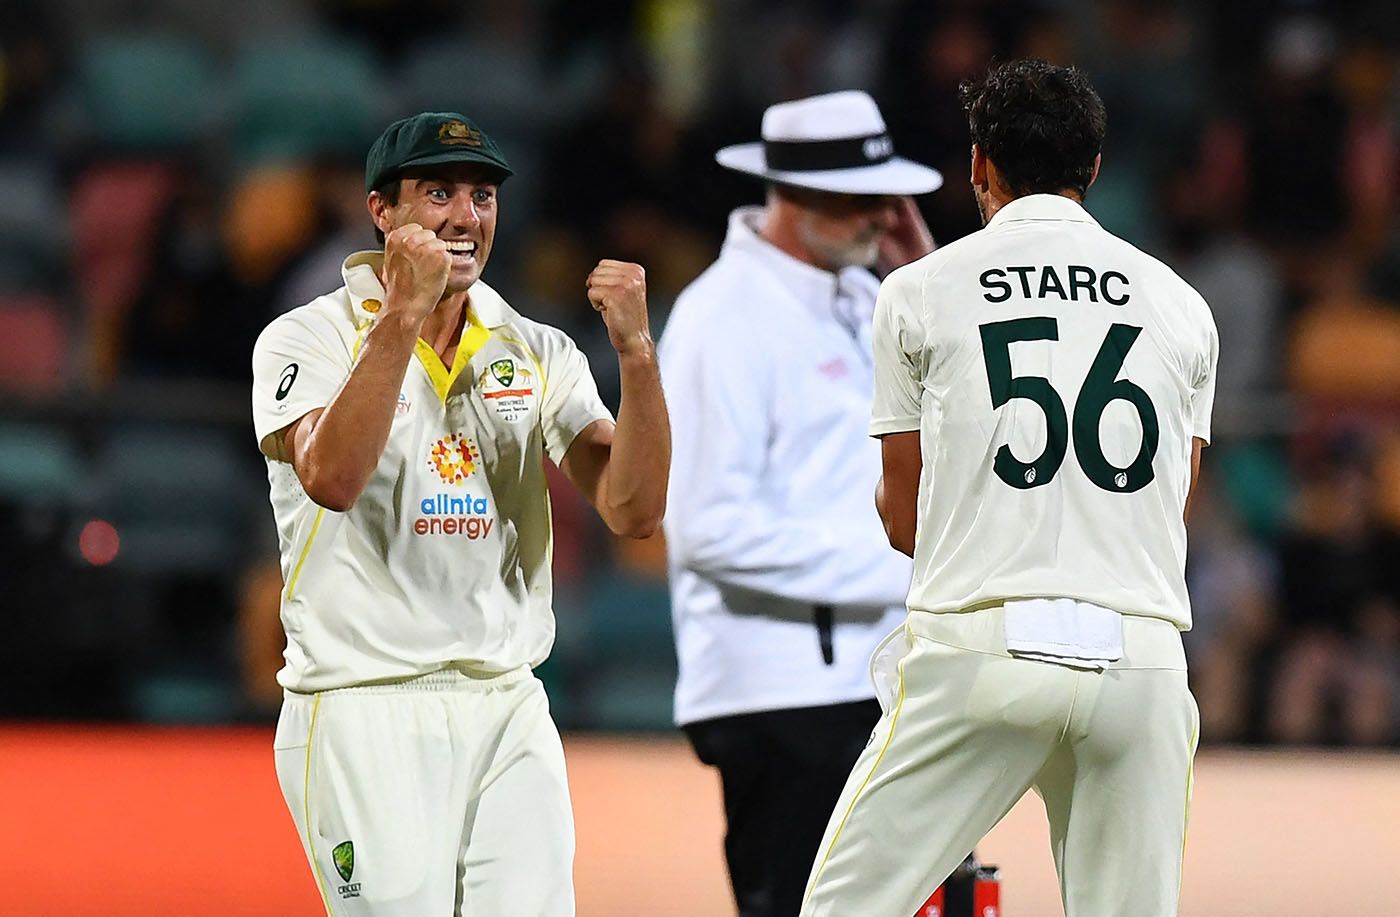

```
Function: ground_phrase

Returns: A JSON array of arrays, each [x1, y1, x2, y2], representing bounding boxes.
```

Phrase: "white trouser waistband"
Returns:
[[285, 664, 534, 698], [906, 606, 1186, 671]]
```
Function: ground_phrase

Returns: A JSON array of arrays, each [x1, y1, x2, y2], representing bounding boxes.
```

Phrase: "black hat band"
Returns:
[[763, 133, 894, 172]]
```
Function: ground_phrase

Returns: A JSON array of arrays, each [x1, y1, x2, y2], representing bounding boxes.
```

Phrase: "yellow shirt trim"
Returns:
[[285, 507, 326, 602], [414, 309, 492, 402]]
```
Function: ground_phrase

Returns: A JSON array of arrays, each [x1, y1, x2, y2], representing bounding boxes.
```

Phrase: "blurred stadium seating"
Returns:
[[6, 0, 1391, 747]]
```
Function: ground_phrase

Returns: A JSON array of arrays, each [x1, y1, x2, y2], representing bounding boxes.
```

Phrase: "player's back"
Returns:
[[872, 194, 1217, 629]]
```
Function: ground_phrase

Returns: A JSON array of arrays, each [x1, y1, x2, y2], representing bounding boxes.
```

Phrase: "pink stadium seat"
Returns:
[[69, 161, 180, 321], [0, 295, 67, 394]]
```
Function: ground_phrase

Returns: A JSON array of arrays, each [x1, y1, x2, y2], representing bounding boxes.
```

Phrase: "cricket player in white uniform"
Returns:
[[251, 111, 669, 916], [801, 60, 1218, 917]]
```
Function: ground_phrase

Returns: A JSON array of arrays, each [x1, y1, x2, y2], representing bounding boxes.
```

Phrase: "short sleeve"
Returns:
[[869, 265, 927, 437], [1190, 301, 1219, 445], [539, 332, 615, 465], [251, 314, 352, 456]]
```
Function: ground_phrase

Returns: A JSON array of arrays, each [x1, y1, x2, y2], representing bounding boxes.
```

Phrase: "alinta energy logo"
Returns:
[[418, 433, 494, 539], [428, 433, 480, 485]]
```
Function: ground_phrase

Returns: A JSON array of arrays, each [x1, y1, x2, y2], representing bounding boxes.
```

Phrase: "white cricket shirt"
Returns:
[[661, 207, 911, 726], [872, 194, 1217, 629], [252, 252, 613, 692]]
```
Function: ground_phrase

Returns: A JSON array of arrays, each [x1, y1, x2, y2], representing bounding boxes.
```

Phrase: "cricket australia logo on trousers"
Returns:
[[332, 840, 360, 899]]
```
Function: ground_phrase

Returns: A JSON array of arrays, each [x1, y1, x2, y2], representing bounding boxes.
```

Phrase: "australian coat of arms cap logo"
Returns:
[[437, 120, 482, 147]]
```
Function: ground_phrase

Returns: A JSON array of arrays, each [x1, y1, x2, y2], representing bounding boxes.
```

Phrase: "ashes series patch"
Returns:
[[478, 358, 537, 423]]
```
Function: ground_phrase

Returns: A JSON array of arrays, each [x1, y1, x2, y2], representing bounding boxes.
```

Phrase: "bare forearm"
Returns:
[[601, 347, 670, 536], [875, 477, 915, 557], [877, 433, 922, 557], [297, 315, 419, 510], [1184, 437, 1204, 524]]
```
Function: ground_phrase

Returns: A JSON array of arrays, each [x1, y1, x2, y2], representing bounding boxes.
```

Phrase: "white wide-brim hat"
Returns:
[[716, 90, 943, 195]]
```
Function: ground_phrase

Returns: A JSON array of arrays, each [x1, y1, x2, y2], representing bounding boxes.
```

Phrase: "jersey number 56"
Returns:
[[979, 318, 1159, 493]]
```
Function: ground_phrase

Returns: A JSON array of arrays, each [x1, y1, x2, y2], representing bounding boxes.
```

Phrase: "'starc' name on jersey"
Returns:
[[980, 265, 1130, 305]]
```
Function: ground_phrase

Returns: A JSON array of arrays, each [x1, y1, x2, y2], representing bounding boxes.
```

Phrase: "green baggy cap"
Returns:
[[364, 111, 513, 193]]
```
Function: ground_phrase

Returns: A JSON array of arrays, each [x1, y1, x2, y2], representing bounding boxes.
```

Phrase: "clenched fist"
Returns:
[[586, 259, 653, 357], [382, 223, 451, 322]]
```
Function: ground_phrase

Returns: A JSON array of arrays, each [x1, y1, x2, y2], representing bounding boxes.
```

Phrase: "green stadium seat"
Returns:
[[231, 37, 383, 162], [585, 661, 678, 732], [1216, 442, 1291, 539], [131, 673, 238, 724], [585, 573, 674, 652], [0, 422, 81, 505], [583, 574, 676, 731], [76, 33, 218, 151]]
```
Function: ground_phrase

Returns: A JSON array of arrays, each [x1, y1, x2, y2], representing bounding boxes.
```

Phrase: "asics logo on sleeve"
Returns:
[[276, 363, 299, 400]]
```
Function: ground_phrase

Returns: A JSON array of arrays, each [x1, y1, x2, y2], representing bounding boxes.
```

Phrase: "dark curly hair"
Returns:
[[958, 59, 1106, 198]]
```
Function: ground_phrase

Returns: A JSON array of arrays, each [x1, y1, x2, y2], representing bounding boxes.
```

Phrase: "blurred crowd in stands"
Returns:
[[0, 0, 1397, 745]]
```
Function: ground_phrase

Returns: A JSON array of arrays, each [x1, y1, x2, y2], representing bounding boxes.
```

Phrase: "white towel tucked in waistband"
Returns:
[[1003, 598, 1124, 670]]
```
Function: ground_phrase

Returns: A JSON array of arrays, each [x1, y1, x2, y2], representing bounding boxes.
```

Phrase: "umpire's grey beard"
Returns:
[[797, 216, 881, 271]]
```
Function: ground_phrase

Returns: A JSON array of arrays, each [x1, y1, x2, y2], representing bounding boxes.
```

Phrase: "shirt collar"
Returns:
[[340, 250, 512, 329], [721, 207, 877, 311], [985, 193, 1099, 229]]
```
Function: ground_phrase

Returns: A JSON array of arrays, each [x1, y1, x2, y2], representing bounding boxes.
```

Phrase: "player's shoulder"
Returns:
[[890, 230, 994, 290], [1100, 231, 1215, 324], [254, 288, 356, 356], [875, 235, 983, 318], [474, 281, 581, 360]]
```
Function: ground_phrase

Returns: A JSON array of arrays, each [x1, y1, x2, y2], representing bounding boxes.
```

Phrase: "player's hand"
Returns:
[[877, 197, 936, 275], [382, 223, 450, 322], [586, 259, 653, 357]]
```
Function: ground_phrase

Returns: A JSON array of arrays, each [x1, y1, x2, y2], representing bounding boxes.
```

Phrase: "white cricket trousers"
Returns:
[[802, 608, 1198, 917], [274, 667, 575, 916]]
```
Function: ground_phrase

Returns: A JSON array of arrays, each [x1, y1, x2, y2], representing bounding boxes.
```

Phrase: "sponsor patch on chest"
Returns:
[[415, 433, 496, 539]]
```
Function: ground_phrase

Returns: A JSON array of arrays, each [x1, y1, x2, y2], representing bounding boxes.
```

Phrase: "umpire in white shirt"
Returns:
[[658, 91, 943, 917]]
